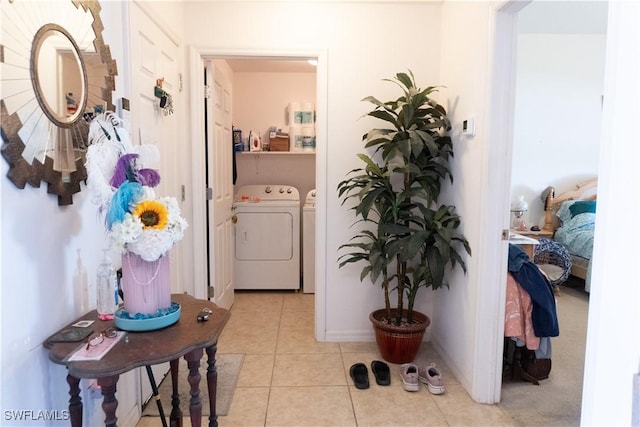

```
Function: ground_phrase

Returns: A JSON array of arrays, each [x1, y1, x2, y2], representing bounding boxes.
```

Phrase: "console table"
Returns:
[[44, 294, 230, 427]]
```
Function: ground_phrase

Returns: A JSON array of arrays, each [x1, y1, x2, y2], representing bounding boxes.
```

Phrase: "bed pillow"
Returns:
[[556, 201, 575, 223], [569, 200, 596, 218]]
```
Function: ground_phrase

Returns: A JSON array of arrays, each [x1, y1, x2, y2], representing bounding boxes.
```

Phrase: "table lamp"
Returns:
[[510, 196, 528, 231]]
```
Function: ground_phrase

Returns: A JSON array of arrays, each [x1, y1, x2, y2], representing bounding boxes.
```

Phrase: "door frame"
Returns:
[[188, 46, 329, 340], [484, 0, 530, 403]]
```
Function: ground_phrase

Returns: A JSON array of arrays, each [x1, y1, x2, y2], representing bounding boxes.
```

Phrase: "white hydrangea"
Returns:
[[110, 213, 143, 250]]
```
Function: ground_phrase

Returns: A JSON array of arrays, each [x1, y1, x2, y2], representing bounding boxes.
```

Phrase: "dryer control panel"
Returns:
[[235, 184, 300, 202]]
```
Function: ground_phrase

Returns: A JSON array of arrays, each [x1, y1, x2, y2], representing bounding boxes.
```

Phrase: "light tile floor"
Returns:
[[138, 291, 515, 427]]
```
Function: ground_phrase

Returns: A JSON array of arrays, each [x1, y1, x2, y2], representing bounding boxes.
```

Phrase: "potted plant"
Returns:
[[337, 71, 471, 363]]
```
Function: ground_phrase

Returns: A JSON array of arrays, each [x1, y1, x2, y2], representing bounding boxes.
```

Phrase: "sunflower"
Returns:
[[133, 200, 168, 230]]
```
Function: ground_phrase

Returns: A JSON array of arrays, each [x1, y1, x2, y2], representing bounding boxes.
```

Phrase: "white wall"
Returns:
[[435, 0, 505, 403], [0, 3, 136, 426], [0, 1, 186, 425], [232, 70, 316, 140], [511, 32, 605, 227], [183, 0, 445, 340]]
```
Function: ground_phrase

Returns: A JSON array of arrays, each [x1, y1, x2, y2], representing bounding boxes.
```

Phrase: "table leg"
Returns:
[[205, 344, 218, 427], [185, 349, 204, 427], [66, 374, 82, 427], [169, 358, 183, 427], [97, 375, 119, 427]]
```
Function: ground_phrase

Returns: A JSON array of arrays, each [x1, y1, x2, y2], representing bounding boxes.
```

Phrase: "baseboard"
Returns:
[[121, 403, 141, 427], [323, 329, 432, 343], [324, 330, 374, 342], [431, 338, 479, 403]]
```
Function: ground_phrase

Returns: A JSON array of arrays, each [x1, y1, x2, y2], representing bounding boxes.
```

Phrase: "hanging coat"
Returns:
[[508, 244, 559, 337]]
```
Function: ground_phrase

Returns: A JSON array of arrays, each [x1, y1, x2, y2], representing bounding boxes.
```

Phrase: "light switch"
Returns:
[[462, 117, 476, 137]]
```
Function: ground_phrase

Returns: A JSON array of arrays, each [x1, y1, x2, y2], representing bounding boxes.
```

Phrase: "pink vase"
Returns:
[[121, 252, 171, 315]]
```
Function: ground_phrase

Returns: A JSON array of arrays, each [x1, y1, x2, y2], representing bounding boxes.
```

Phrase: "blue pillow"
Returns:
[[569, 200, 596, 218]]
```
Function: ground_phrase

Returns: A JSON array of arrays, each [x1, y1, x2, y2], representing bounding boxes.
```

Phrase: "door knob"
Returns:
[[231, 215, 237, 224]]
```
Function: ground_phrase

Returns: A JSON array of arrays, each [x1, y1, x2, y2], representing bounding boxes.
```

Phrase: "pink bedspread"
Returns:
[[505, 273, 540, 350]]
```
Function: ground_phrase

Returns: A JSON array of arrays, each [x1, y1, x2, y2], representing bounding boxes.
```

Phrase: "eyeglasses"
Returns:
[[86, 327, 118, 349]]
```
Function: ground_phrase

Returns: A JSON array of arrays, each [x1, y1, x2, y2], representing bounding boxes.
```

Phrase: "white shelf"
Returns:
[[238, 151, 315, 155]]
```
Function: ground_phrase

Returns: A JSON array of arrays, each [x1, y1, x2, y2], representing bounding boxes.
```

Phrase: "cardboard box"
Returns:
[[269, 135, 289, 151]]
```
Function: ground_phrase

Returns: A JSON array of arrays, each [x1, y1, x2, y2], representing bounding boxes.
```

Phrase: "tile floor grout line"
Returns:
[[341, 344, 361, 427], [263, 293, 283, 427]]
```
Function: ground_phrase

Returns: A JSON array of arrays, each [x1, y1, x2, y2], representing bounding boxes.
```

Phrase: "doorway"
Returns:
[[495, 0, 607, 420], [189, 48, 329, 340]]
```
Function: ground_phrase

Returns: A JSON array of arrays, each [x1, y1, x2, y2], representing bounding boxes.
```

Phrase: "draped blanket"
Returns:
[[508, 244, 559, 337]]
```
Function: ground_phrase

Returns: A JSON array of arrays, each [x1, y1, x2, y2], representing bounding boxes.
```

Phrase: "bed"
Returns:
[[542, 178, 597, 292]]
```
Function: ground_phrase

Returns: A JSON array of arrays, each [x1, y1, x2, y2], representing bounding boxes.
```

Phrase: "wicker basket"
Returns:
[[533, 238, 572, 285]]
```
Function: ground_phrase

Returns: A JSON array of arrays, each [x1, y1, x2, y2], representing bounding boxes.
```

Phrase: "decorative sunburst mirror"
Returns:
[[1, 0, 117, 205]]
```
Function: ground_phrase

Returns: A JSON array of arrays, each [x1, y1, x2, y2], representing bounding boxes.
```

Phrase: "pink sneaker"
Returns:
[[400, 363, 420, 392], [419, 362, 446, 395]]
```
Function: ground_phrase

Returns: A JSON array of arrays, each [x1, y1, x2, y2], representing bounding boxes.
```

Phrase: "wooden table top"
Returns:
[[43, 294, 230, 378]]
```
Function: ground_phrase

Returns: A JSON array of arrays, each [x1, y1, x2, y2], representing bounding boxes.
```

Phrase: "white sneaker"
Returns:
[[400, 363, 420, 392], [418, 362, 446, 395]]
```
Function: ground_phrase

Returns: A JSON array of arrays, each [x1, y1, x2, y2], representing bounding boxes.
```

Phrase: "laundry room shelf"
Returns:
[[238, 151, 315, 155]]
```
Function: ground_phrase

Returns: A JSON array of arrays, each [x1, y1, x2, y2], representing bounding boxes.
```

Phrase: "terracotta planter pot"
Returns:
[[369, 309, 430, 364]]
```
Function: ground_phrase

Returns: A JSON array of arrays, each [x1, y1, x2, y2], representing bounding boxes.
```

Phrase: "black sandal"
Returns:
[[349, 363, 370, 389], [371, 360, 391, 385]]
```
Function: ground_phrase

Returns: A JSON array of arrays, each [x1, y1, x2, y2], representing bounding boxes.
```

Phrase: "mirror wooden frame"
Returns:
[[1, 0, 117, 205]]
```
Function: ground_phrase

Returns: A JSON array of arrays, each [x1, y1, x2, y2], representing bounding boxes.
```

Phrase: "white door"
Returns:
[[128, 2, 181, 406], [205, 59, 235, 310]]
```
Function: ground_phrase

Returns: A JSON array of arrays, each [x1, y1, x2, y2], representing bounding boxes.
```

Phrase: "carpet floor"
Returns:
[[141, 353, 244, 418], [499, 278, 589, 426]]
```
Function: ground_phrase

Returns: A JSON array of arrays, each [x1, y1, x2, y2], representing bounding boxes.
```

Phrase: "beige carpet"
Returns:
[[500, 277, 589, 426], [141, 353, 243, 418]]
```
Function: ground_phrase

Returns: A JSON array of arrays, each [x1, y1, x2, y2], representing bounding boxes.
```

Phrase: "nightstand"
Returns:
[[510, 229, 553, 239]]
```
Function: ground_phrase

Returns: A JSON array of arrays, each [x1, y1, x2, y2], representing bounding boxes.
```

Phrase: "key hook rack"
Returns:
[[154, 78, 174, 115]]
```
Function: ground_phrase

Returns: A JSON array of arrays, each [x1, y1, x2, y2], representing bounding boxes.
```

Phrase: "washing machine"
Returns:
[[233, 185, 300, 290], [302, 189, 316, 293]]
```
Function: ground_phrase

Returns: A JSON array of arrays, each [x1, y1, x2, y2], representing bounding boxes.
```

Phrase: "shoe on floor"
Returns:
[[419, 362, 446, 395], [400, 363, 420, 392], [349, 362, 370, 389], [371, 360, 391, 386]]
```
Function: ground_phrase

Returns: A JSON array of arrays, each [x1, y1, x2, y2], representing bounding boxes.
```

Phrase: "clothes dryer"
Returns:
[[233, 185, 300, 290], [302, 189, 316, 294]]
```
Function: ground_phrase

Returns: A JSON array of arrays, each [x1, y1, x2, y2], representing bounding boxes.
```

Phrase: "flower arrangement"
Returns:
[[85, 112, 188, 261]]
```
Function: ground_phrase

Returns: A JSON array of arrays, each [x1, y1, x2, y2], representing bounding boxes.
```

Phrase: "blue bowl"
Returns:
[[114, 303, 181, 331]]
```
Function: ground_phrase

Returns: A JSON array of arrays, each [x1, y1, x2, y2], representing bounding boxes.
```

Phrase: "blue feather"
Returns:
[[107, 182, 143, 228]]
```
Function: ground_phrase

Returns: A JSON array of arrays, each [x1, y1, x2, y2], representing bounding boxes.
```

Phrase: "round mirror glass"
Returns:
[[31, 24, 87, 127]]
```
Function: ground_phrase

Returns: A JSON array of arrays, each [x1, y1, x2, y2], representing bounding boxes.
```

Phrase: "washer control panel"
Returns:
[[234, 185, 300, 202]]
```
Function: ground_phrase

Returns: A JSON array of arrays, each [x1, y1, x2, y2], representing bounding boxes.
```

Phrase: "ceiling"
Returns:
[[519, 1, 608, 34], [225, 58, 317, 73]]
